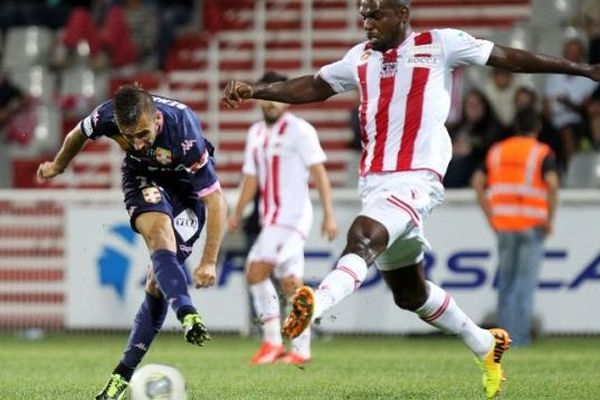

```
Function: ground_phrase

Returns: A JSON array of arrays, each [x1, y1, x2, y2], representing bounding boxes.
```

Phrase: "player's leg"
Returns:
[[380, 256, 510, 399], [246, 258, 283, 364], [136, 212, 198, 319], [95, 271, 167, 400], [124, 174, 208, 346], [282, 215, 387, 339], [276, 251, 310, 364]]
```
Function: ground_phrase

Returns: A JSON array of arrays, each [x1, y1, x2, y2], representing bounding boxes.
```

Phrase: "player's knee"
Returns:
[[246, 262, 272, 285], [345, 234, 381, 265], [145, 226, 175, 251], [392, 292, 427, 311]]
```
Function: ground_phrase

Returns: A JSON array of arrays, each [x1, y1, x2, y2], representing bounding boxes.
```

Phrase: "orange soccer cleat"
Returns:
[[282, 286, 315, 340], [276, 352, 311, 365], [250, 342, 285, 365]]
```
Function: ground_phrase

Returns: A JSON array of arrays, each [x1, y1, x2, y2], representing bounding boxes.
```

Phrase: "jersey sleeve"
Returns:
[[79, 101, 119, 140], [439, 29, 494, 68], [241, 126, 258, 176], [318, 44, 363, 93], [179, 109, 221, 196], [295, 120, 327, 166]]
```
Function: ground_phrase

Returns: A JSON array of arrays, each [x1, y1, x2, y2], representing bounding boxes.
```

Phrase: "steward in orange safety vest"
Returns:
[[472, 107, 559, 234]]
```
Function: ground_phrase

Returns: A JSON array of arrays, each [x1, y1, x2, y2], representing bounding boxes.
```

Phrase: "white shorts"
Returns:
[[358, 170, 444, 271], [247, 225, 305, 279]]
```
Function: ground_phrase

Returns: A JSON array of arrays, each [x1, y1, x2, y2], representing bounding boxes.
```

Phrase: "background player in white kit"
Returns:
[[228, 72, 337, 365], [223, 0, 600, 397]]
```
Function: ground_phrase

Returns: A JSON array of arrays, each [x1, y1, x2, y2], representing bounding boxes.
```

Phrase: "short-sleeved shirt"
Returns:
[[319, 29, 494, 178], [242, 112, 326, 237], [79, 95, 220, 261]]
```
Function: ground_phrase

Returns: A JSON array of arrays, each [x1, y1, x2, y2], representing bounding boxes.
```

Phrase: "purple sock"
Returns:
[[150, 249, 195, 315], [120, 293, 168, 374]]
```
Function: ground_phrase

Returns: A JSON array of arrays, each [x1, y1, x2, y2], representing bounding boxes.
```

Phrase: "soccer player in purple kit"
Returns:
[[37, 85, 227, 400]]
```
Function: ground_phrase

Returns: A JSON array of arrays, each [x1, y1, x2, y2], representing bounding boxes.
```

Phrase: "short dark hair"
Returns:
[[513, 107, 540, 134], [257, 71, 288, 85], [114, 85, 156, 128]]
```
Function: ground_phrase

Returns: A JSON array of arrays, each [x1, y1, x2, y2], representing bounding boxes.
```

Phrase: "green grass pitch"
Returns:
[[1, 332, 599, 399]]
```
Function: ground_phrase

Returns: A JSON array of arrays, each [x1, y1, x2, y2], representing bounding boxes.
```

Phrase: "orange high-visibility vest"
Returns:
[[486, 136, 550, 231]]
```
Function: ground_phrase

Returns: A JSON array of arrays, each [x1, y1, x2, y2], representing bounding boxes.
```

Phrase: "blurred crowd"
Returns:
[[1, 0, 600, 189]]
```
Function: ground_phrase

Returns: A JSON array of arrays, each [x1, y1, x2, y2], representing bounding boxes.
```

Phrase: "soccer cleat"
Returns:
[[282, 286, 315, 340], [182, 313, 211, 346], [276, 351, 311, 365], [94, 373, 128, 400], [476, 328, 512, 399], [249, 342, 285, 364]]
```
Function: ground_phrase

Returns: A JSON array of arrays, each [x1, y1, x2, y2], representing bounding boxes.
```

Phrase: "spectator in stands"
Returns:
[[445, 90, 503, 188], [121, 0, 159, 70], [484, 68, 521, 128], [582, 0, 600, 65], [227, 72, 337, 365], [544, 37, 598, 168], [580, 91, 600, 152], [0, 72, 31, 187], [156, 0, 194, 71], [55, 1, 137, 70], [472, 107, 559, 347]]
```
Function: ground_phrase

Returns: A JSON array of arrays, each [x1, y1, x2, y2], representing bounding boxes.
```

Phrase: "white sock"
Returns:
[[291, 328, 311, 359], [313, 253, 368, 320], [249, 279, 282, 345], [415, 281, 493, 358]]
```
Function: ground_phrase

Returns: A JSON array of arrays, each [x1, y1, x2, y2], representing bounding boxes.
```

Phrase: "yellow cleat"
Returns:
[[282, 286, 315, 339], [476, 328, 511, 399]]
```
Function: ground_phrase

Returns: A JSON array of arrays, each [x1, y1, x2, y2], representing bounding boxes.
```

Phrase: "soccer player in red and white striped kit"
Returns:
[[222, 0, 600, 398]]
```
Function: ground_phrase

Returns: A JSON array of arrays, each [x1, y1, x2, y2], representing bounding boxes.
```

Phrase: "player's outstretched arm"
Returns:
[[487, 44, 600, 81], [222, 75, 336, 108], [37, 126, 88, 181], [194, 188, 227, 288]]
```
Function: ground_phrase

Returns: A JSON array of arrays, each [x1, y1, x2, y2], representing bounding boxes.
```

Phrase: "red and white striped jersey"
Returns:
[[242, 112, 327, 237], [320, 29, 494, 178]]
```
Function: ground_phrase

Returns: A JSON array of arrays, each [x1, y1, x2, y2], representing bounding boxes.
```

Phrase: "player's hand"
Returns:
[[322, 215, 338, 241], [193, 262, 217, 288], [226, 213, 241, 232], [221, 80, 253, 108], [36, 161, 64, 182]]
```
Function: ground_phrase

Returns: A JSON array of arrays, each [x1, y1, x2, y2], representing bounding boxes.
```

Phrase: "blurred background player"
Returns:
[[222, 0, 600, 398], [227, 71, 337, 365], [472, 107, 559, 347], [37, 85, 227, 399]]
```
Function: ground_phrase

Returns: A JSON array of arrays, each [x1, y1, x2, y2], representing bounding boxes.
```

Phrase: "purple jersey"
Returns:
[[79, 95, 219, 261], [80, 95, 218, 195]]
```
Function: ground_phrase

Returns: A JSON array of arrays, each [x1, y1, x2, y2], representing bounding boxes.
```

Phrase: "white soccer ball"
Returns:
[[129, 364, 187, 400]]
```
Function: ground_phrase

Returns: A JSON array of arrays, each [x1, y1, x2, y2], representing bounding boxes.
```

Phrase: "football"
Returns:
[[129, 364, 187, 400]]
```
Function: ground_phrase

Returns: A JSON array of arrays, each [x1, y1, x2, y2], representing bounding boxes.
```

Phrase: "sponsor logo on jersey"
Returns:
[[155, 147, 172, 165], [142, 187, 162, 203], [406, 55, 438, 67]]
